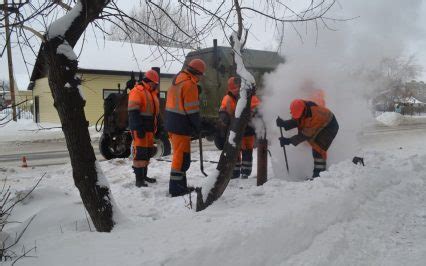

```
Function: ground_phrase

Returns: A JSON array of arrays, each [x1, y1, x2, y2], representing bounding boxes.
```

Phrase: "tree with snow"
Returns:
[[195, 0, 338, 211], [1, 0, 338, 228]]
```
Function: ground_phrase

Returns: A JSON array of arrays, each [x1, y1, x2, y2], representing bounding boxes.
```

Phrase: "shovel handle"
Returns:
[[279, 127, 290, 173], [199, 135, 208, 177]]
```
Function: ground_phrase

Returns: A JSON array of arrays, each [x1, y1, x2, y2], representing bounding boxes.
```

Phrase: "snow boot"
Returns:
[[133, 167, 148, 187], [306, 169, 322, 181], [169, 172, 194, 197], [232, 164, 241, 179], [241, 174, 248, 179], [143, 167, 157, 183], [145, 176, 157, 183]]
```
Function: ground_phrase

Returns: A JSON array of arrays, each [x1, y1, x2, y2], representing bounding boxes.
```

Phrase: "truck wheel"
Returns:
[[99, 133, 131, 160], [152, 133, 171, 158]]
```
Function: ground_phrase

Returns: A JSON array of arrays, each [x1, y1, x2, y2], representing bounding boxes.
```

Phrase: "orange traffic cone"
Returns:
[[21, 156, 28, 168]]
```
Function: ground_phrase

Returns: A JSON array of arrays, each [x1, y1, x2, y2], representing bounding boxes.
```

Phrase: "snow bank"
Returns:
[[3, 141, 426, 265], [1, 125, 425, 266], [376, 112, 403, 126]]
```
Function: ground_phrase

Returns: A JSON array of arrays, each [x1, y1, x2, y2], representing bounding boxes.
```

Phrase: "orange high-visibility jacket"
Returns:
[[219, 93, 260, 136], [128, 82, 160, 133], [298, 102, 333, 157], [164, 70, 200, 135], [219, 94, 260, 116]]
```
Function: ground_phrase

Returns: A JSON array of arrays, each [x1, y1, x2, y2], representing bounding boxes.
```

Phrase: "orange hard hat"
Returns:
[[290, 99, 306, 119], [187, 59, 206, 75], [144, 70, 159, 84], [227, 77, 240, 96]]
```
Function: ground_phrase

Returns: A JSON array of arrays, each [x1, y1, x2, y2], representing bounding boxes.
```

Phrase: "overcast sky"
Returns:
[[1, 0, 426, 90]]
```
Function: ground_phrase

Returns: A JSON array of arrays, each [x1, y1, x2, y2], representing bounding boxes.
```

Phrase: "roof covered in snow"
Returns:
[[29, 40, 192, 88], [75, 40, 190, 74], [397, 96, 424, 104]]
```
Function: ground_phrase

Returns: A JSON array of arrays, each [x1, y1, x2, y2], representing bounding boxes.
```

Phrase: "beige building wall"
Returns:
[[15, 90, 33, 102], [32, 73, 173, 125], [32, 77, 59, 123]]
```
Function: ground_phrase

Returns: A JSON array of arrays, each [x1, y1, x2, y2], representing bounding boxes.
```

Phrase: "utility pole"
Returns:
[[3, 0, 17, 121]]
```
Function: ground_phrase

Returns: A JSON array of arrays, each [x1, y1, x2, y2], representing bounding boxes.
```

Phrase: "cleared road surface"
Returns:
[[1, 123, 425, 167], [0, 140, 103, 167]]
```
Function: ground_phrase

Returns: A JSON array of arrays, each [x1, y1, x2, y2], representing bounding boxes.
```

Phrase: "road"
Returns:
[[1, 122, 425, 168], [361, 122, 426, 135], [0, 140, 103, 167], [0, 138, 218, 168]]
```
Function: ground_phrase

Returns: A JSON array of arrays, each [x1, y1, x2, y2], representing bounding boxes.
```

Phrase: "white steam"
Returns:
[[259, 0, 425, 180]]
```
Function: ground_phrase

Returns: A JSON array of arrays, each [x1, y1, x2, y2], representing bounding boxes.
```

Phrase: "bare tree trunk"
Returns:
[[43, 0, 114, 232], [196, 94, 253, 211], [196, 1, 255, 211]]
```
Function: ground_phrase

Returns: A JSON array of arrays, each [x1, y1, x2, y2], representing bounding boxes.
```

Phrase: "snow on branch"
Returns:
[[231, 31, 256, 119], [47, 0, 82, 39], [56, 40, 77, 60], [226, 31, 256, 147]]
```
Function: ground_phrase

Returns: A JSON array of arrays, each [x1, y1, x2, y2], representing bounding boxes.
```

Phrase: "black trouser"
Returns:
[[312, 149, 326, 178]]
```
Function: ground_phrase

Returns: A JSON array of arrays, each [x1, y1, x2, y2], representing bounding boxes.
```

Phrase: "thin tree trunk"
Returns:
[[196, 95, 253, 211], [196, 3, 255, 211]]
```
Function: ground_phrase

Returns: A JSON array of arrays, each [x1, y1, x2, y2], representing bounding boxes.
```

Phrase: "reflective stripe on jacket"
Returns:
[[128, 82, 160, 133], [164, 70, 200, 135]]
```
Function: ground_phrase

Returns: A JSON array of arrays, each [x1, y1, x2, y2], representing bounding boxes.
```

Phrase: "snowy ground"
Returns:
[[1, 115, 426, 265]]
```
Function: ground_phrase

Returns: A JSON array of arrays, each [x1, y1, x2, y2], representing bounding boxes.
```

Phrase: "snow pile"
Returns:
[[1, 126, 426, 265], [0, 130, 426, 266], [376, 112, 403, 126]]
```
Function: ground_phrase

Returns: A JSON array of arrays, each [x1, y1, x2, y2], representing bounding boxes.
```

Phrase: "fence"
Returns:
[[0, 100, 33, 120], [375, 103, 426, 116]]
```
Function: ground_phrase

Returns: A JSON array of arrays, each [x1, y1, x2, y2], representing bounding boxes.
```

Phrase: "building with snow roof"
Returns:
[[29, 40, 189, 124], [29, 39, 284, 125]]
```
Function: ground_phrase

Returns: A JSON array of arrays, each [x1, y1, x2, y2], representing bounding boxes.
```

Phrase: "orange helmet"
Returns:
[[290, 99, 306, 119], [187, 59, 206, 75], [227, 77, 240, 96], [144, 70, 159, 84]]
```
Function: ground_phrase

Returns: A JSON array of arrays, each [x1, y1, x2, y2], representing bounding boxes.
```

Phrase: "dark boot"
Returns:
[[241, 149, 253, 178], [143, 167, 157, 183], [182, 172, 195, 193], [171, 185, 195, 197], [232, 163, 241, 179], [170, 172, 194, 197], [133, 167, 148, 187], [306, 169, 321, 181], [311, 150, 326, 181]]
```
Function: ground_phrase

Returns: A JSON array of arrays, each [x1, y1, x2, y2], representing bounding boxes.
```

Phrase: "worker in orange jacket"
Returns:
[[219, 77, 260, 179], [128, 70, 160, 187], [164, 59, 206, 197], [276, 99, 339, 179]]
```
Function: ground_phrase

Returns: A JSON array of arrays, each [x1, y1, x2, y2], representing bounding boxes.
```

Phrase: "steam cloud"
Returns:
[[259, 0, 425, 180]]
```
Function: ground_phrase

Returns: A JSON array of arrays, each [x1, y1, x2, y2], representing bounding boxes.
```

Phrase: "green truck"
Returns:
[[99, 40, 284, 160]]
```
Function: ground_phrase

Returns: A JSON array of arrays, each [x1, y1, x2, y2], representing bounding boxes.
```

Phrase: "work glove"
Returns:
[[279, 137, 291, 147], [276, 116, 286, 128]]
